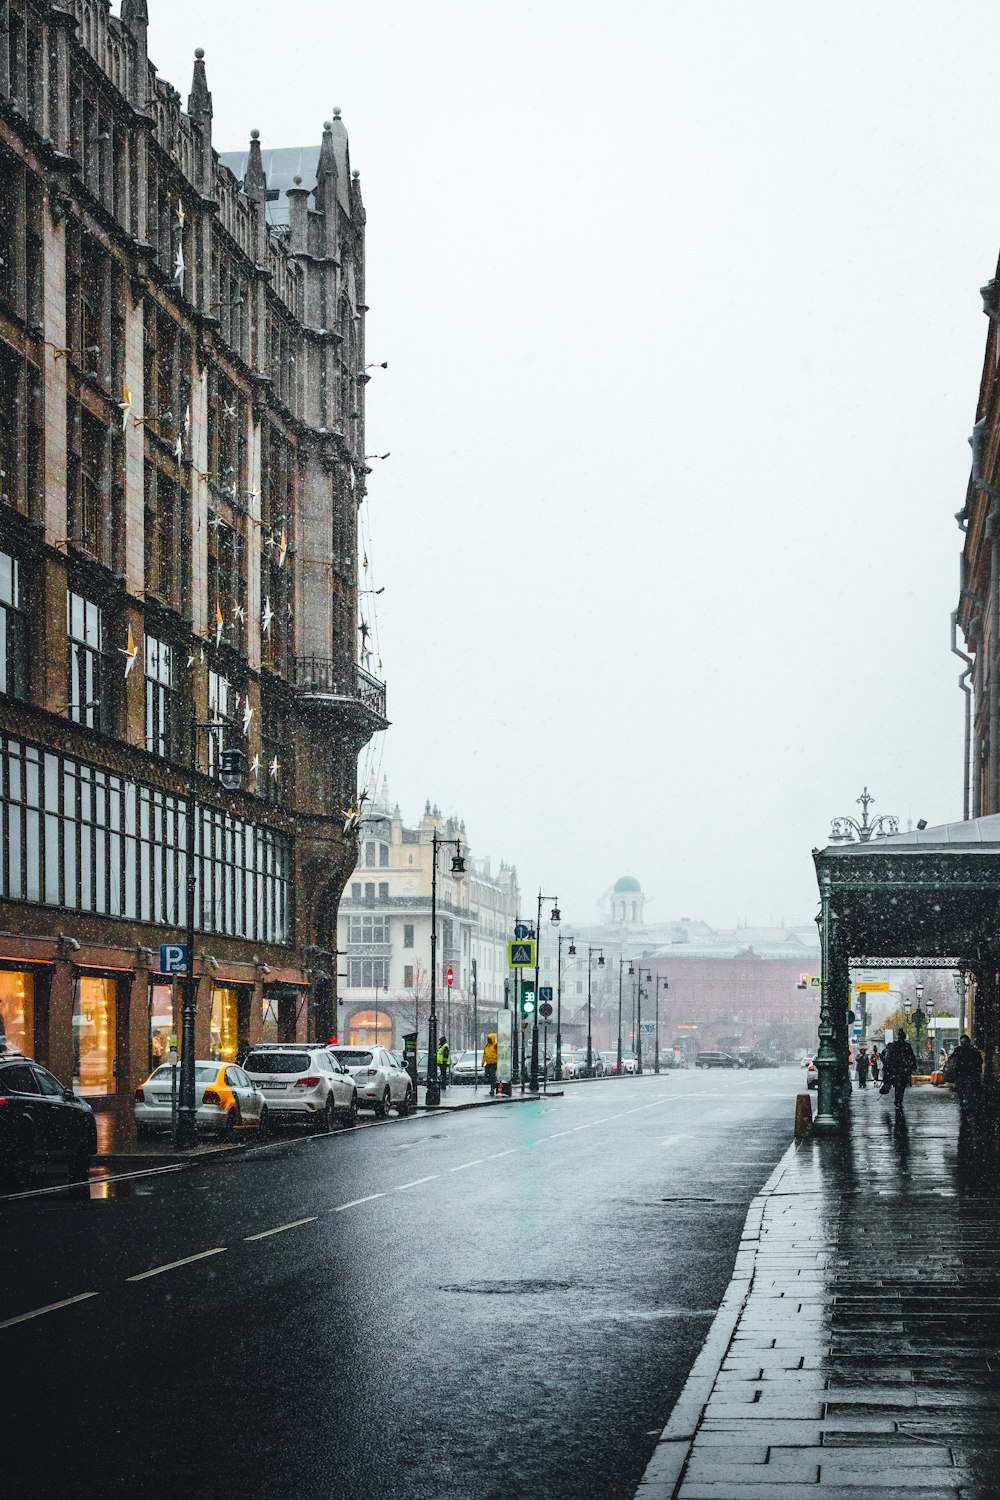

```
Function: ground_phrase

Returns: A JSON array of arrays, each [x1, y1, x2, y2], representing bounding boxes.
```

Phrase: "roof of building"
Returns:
[[219, 145, 320, 226], [825, 814, 1000, 850], [613, 875, 641, 893]]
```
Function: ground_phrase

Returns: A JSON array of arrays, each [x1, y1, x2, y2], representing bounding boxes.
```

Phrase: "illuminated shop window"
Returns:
[[73, 975, 117, 1095], [0, 969, 33, 1054], [210, 986, 239, 1062]]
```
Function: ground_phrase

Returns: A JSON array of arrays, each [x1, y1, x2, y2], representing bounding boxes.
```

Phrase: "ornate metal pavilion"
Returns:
[[812, 814, 1000, 1132]]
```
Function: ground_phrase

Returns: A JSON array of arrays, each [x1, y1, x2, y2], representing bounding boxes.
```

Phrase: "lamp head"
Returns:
[[550, 905, 561, 926], [451, 853, 465, 878], [597, 953, 605, 967], [219, 746, 247, 791], [568, 939, 576, 957]]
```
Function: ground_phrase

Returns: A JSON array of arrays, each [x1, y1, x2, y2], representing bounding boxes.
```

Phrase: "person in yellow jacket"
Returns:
[[482, 1032, 498, 1094]]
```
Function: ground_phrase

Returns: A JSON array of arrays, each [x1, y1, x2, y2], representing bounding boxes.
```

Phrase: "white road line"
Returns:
[[394, 1175, 439, 1191], [243, 1217, 317, 1242], [486, 1148, 518, 1159], [658, 1134, 683, 1148], [126, 1248, 226, 1281], [331, 1193, 385, 1211], [449, 1159, 485, 1172], [0, 1291, 99, 1330]]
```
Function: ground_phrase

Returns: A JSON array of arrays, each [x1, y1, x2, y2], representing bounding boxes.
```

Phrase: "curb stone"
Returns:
[[633, 1139, 803, 1499]]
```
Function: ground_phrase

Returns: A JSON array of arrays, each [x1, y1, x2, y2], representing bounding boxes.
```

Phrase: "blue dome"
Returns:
[[613, 876, 641, 893]]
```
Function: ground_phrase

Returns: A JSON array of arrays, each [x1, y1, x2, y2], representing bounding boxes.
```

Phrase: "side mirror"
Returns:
[[63, 1087, 76, 1101]]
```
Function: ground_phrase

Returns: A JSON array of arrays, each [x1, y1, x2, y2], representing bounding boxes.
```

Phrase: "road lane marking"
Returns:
[[449, 1159, 485, 1172], [659, 1134, 683, 1148], [244, 1217, 317, 1241], [127, 1248, 226, 1281], [486, 1148, 518, 1159], [0, 1292, 99, 1330], [331, 1193, 385, 1211], [394, 1175, 439, 1190]]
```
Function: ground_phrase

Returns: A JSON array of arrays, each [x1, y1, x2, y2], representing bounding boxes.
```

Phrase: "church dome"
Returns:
[[613, 875, 641, 893]]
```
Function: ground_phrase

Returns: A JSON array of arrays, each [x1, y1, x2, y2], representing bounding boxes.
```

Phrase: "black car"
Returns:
[[0, 1051, 97, 1190], [695, 1051, 742, 1069]]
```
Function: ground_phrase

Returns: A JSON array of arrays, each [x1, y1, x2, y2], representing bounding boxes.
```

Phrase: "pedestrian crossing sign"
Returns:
[[508, 940, 535, 968]]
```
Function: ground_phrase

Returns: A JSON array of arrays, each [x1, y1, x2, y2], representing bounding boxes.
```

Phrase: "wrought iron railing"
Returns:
[[293, 657, 387, 719]]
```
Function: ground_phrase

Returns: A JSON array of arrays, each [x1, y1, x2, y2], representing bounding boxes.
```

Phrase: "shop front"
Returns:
[[347, 1007, 394, 1049], [72, 973, 120, 1097], [0, 966, 35, 1054]]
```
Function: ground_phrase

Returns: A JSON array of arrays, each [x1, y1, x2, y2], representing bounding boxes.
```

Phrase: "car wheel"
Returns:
[[397, 1085, 412, 1117], [257, 1105, 269, 1140], [341, 1092, 359, 1127], [375, 1087, 391, 1120], [219, 1109, 237, 1141], [321, 1095, 337, 1132]]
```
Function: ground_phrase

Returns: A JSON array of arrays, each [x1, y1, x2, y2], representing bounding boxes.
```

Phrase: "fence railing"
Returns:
[[293, 658, 387, 719]]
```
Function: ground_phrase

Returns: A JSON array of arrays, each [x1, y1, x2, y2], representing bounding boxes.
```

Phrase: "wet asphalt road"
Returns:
[[1, 1070, 799, 1500]]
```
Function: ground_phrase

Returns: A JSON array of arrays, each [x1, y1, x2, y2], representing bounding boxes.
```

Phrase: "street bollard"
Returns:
[[795, 1092, 813, 1139]]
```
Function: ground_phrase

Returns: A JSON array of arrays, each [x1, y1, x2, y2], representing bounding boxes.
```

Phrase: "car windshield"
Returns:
[[243, 1052, 312, 1075], [147, 1064, 218, 1083], [335, 1051, 374, 1067], [455, 1052, 477, 1065]]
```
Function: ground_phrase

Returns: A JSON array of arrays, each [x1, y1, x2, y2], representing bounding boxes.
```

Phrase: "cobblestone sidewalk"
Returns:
[[637, 1083, 1000, 1498]]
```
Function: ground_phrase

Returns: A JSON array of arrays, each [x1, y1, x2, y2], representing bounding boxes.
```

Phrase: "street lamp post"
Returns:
[[427, 829, 465, 1107], [617, 955, 628, 1076], [636, 969, 651, 1075], [175, 720, 247, 1149], [653, 972, 668, 1074], [828, 786, 900, 844], [586, 945, 604, 1078], [556, 933, 575, 1081], [914, 977, 927, 1073], [531, 891, 560, 1092]]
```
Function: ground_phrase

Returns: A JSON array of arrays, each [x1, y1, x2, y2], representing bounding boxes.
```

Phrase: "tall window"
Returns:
[[144, 464, 179, 606], [259, 698, 292, 806], [0, 342, 42, 520], [348, 959, 389, 988], [0, 550, 26, 700], [404, 924, 414, 949], [145, 636, 177, 759], [207, 668, 239, 779], [66, 590, 105, 730], [348, 915, 389, 944]]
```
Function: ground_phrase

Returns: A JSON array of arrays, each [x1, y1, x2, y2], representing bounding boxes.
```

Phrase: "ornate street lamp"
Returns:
[[586, 946, 604, 1078], [828, 786, 899, 844], [556, 933, 575, 1081], [175, 725, 247, 1148], [530, 892, 560, 1092], [427, 830, 464, 1106]]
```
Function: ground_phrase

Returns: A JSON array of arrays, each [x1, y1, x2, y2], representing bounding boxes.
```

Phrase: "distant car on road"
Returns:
[[738, 1049, 768, 1069], [805, 1059, 818, 1089], [599, 1050, 620, 1075], [0, 1051, 97, 1190], [451, 1050, 480, 1085], [695, 1051, 742, 1070], [135, 1060, 268, 1140]]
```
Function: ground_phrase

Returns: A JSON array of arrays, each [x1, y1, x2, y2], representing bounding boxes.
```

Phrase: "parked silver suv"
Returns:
[[242, 1044, 358, 1130], [330, 1045, 413, 1117]]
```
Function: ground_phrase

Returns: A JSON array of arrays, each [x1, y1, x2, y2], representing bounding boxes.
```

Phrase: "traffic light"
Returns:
[[520, 979, 537, 1019]]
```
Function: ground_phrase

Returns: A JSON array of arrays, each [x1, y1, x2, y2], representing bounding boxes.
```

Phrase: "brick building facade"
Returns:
[[0, 1, 385, 1119]]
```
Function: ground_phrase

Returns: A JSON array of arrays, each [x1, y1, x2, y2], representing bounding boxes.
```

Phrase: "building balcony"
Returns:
[[293, 657, 388, 735]]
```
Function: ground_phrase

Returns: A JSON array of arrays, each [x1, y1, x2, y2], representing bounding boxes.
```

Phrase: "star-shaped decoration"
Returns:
[[250, 754, 260, 778], [234, 604, 246, 624], [176, 201, 186, 229], [174, 433, 183, 460], [215, 603, 224, 648], [262, 597, 274, 635], [183, 403, 191, 438], [173, 246, 185, 285], [208, 511, 223, 531], [119, 622, 139, 678], [223, 401, 237, 420], [269, 755, 280, 780], [187, 653, 195, 668], [359, 620, 370, 644], [118, 379, 132, 432], [278, 527, 287, 567], [243, 702, 253, 735]]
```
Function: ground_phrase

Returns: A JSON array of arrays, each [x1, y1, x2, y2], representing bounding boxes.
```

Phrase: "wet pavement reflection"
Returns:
[[656, 1084, 1000, 1499]]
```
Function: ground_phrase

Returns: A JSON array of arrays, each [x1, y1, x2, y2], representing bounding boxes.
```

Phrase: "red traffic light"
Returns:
[[446, 967, 454, 986]]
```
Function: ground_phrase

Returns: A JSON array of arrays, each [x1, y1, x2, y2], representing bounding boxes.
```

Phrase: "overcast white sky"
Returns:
[[145, 1, 995, 928]]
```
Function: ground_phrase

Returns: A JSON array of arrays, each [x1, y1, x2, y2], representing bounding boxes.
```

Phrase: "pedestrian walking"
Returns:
[[870, 1046, 881, 1085], [950, 1033, 983, 1118], [482, 1031, 498, 1094], [855, 1046, 870, 1089], [437, 1034, 451, 1090], [883, 1028, 918, 1111]]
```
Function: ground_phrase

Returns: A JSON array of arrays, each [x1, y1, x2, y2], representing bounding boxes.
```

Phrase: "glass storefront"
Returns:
[[348, 1008, 393, 1049], [73, 975, 117, 1095], [210, 986, 239, 1062], [148, 981, 177, 1073], [262, 994, 279, 1044], [0, 969, 33, 1054]]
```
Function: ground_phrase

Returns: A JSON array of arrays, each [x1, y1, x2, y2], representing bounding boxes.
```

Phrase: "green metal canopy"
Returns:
[[811, 815, 1000, 1131]]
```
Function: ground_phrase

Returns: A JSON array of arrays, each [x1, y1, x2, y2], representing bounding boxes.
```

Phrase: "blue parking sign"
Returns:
[[160, 943, 188, 975]]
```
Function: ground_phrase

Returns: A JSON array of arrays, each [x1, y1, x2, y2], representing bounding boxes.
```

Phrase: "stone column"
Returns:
[[48, 959, 76, 1088]]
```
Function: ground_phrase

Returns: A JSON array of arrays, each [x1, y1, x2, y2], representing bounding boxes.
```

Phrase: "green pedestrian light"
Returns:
[[520, 980, 537, 1019]]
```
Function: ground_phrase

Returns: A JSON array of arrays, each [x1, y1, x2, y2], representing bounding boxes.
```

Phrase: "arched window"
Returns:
[[348, 1008, 393, 1048]]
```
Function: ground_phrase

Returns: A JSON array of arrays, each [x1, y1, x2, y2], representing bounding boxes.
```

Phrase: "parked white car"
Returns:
[[242, 1044, 358, 1130], [135, 1060, 268, 1139], [330, 1045, 414, 1116]]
